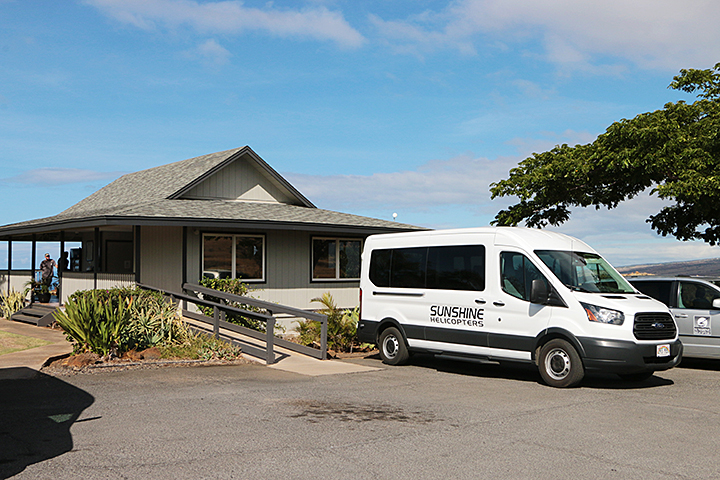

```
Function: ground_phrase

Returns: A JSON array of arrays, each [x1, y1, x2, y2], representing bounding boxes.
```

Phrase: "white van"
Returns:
[[357, 227, 682, 387]]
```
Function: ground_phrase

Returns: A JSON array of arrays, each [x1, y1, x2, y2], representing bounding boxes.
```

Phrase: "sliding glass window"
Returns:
[[312, 238, 361, 281], [203, 234, 264, 282]]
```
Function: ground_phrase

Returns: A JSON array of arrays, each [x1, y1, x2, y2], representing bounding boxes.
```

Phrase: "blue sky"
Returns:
[[1, 0, 720, 267]]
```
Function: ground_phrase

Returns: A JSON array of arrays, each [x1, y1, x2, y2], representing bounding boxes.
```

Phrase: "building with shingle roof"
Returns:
[[0, 146, 422, 309]]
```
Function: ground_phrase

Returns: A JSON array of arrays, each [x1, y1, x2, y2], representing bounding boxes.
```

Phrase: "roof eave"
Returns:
[[0, 214, 424, 239]]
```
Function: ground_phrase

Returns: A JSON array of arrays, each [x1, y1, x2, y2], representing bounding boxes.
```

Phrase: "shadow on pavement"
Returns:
[[0, 368, 94, 479], [383, 353, 674, 390], [677, 357, 720, 371]]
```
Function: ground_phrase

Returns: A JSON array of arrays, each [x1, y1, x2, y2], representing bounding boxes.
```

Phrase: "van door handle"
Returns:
[[475, 299, 486, 305], [675, 314, 688, 318], [493, 301, 505, 307]]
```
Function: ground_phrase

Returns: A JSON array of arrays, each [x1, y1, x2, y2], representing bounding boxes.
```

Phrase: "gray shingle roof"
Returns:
[[0, 147, 423, 236], [61, 147, 244, 216]]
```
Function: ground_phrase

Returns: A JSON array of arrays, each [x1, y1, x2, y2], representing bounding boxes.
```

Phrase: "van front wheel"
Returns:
[[378, 327, 410, 365], [538, 339, 584, 388]]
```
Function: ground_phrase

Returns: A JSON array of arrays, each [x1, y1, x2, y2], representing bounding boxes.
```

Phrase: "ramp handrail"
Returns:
[[137, 283, 327, 364]]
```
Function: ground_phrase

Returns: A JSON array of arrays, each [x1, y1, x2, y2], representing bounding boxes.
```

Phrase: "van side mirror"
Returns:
[[713, 298, 720, 310], [530, 279, 549, 305]]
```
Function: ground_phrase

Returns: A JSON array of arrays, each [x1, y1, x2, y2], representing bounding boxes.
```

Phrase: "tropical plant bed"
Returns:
[[42, 348, 252, 376], [331, 349, 379, 359]]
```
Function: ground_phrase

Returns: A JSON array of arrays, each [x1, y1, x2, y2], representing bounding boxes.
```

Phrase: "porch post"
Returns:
[[59, 231, 65, 305], [93, 227, 99, 289], [6, 237, 10, 296], [31, 234, 36, 282], [134, 226, 141, 285], [182, 226, 187, 311], [30, 235, 36, 304]]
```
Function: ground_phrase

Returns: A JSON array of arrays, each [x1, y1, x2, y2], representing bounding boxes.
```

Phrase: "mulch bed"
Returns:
[[40, 346, 379, 376], [41, 348, 253, 376]]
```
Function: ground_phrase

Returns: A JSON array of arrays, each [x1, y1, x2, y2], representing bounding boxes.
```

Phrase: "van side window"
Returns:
[[368, 245, 486, 291], [369, 249, 392, 287], [501, 252, 545, 301], [678, 281, 720, 309], [632, 280, 673, 306], [391, 247, 427, 288], [427, 245, 485, 291]]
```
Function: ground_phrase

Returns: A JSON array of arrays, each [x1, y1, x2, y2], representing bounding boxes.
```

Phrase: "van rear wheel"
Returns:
[[378, 327, 410, 365], [538, 339, 584, 388]]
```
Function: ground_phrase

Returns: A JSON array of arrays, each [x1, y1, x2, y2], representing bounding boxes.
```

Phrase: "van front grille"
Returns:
[[633, 312, 676, 340]]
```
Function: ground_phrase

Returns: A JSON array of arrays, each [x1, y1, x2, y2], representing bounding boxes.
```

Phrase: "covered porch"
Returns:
[[0, 225, 136, 305]]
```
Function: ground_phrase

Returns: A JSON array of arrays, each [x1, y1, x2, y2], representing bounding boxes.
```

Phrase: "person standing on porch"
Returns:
[[40, 253, 57, 287]]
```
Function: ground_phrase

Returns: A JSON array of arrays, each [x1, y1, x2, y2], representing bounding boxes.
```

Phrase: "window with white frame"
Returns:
[[202, 234, 265, 282], [312, 237, 362, 280]]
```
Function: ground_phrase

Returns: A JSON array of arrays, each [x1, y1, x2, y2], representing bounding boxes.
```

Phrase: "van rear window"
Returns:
[[369, 245, 485, 291]]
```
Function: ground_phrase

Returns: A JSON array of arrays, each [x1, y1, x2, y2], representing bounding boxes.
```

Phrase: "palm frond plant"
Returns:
[[0, 288, 25, 319], [296, 292, 360, 353]]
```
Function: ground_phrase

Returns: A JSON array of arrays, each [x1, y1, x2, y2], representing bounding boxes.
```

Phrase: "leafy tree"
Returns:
[[490, 63, 720, 244]]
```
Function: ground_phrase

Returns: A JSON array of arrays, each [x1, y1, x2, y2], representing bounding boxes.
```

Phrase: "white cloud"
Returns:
[[371, 0, 720, 71], [286, 153, 516, 214], [185, 38, 232, 65], [84, 0, 365, 48], [0, 168, 125, 186], [506, 129, 596, 156], [287, 152, 720, 265], [544, 191, 720, 266]]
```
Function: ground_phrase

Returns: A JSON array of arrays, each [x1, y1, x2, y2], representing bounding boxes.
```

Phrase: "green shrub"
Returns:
[[53, 290, 131, 356], [296, 292, 359, 353], [56, 287, 190, 356], [0, 288, 25, 319], [197, 277, 267, 332]]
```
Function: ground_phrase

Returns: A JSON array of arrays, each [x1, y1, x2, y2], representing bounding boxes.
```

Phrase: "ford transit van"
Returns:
[[357, 227, 682, 387]]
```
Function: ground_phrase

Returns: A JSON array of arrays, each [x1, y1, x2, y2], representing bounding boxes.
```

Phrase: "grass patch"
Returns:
[[0, 331, 52, 356]]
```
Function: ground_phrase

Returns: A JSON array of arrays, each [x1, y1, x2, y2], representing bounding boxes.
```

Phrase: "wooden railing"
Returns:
[[137, 283, 327, 364]]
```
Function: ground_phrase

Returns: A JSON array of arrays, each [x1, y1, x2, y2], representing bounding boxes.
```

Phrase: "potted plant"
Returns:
[[24, 279, 52, 304]]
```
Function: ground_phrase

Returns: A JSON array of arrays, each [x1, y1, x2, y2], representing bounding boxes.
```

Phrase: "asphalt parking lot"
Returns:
[[2, 354, 720, 480]]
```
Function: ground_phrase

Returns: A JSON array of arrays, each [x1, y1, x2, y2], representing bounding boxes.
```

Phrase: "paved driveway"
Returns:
[[2, 355, 720, 480]]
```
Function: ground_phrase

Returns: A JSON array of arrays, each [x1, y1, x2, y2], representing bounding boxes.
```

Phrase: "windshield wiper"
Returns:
[[564, 284, 593, 293]]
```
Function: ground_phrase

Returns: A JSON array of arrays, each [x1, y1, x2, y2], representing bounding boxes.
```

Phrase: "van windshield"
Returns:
[[535, 250, 635, 294]]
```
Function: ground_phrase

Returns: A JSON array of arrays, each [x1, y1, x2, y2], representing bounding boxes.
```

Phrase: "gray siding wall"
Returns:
[[186, 228, 361, 310], [141, 226, 183, 293], [182, 159, 294, 204]]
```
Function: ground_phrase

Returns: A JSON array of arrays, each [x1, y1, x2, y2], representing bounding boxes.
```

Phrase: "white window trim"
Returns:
[[311, 237, 362, 281], [202, 233, 266, 283]]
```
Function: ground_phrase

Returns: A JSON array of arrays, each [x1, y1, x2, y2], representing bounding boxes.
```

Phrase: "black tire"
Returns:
[[618, 371, 654, 382], [378, 327, 410, 365], [538, 339, 584, 388]]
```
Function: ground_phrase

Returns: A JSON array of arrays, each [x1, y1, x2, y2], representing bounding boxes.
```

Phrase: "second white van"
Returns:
[[357, 227, 682, 387]]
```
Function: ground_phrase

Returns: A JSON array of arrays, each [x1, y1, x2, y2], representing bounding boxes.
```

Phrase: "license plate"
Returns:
[[657, 344, 670, 357]]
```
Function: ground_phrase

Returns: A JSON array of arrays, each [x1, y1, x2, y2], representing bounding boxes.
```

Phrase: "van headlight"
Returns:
[[581, 302, 624, 325]]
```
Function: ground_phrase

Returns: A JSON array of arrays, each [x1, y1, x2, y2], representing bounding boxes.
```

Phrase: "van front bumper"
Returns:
[[578, 337, 683, 374]]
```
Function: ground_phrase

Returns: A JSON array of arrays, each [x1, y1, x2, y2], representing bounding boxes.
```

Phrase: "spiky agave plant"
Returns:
[[0, 288, 25, 319], [53, 290, 131, 357]]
